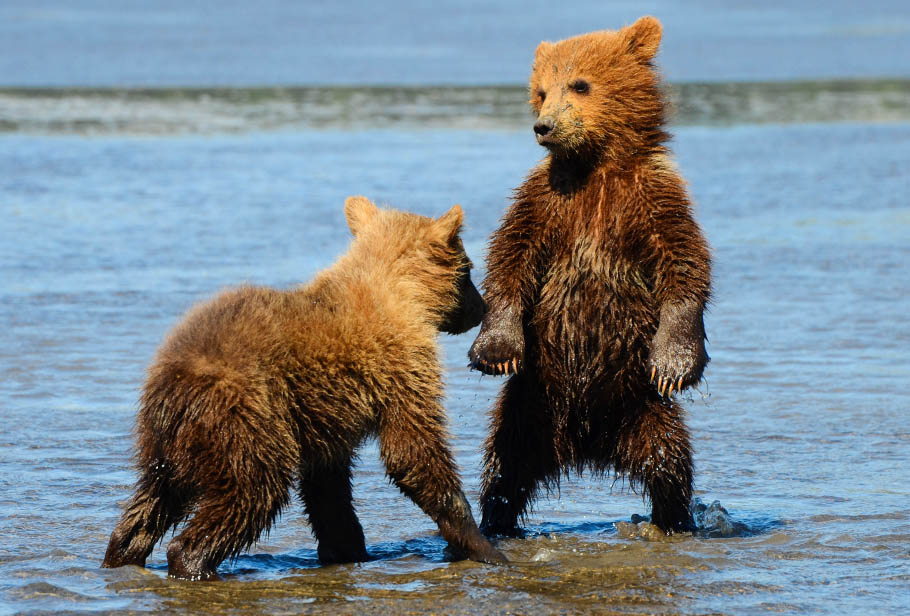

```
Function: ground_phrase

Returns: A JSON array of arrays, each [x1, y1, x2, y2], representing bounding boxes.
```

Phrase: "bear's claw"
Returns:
[[469, 357, 520, 376], [467, 305, 525, 377], [647, 300, 709, 398], [650, 372, 687, 398]]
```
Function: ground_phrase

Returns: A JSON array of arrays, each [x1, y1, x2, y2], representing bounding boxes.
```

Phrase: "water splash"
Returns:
[[613, 499, 781, 541], [691, 499, 757, 538]]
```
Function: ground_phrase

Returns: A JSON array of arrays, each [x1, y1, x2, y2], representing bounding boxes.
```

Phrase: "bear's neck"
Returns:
[[338, 248, 447, 335], [546, 135, 668, 196], [546, 154, 599, 195]]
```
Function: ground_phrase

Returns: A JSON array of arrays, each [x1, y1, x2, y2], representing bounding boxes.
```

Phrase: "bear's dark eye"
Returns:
[[569, 79, 590, 94], [537, 89, 546, 102]]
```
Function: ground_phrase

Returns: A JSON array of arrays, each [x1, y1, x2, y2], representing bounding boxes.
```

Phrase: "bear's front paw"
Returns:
[[648, 339, 708, 397], [467, 305, 524, 376], [648, 301, 709, 397]]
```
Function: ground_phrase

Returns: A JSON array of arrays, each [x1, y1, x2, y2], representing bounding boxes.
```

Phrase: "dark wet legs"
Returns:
[[379, 404, 506, 564], [299, 458, 368, 564], [480, 375, 556, 537], [614, 397, 694, 533], [102, 465, 184, 569], [165, 477, 291, 580], [165, 431, 296, 580]]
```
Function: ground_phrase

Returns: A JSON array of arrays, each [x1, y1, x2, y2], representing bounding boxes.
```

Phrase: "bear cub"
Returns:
[[469, 17, 712, 535], [103, 196, 506, 580]]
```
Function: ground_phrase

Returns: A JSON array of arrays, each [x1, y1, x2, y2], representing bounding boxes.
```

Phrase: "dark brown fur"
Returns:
[[468, 17, 712, 535], [102, 196, 506, 580]]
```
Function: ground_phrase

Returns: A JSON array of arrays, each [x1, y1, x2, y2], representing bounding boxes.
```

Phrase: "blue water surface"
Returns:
[[1, 0, 910, 86], [1, 122, 909, 614]]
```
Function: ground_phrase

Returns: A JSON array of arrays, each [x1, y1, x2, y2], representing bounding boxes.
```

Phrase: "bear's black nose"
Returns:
[[534, 117, 554, 137]]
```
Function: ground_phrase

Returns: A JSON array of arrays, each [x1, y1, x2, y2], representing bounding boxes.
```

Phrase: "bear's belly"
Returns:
[[529, 255, 657, 396]]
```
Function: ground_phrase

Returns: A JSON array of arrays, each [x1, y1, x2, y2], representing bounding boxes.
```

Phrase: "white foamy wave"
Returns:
[[1, 80, 908, 135]]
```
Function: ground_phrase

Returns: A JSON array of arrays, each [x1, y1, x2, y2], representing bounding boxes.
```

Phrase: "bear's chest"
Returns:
[[536, 233, 650, 315], [538, 196, 650, 296], [529, 197, 657, 356]]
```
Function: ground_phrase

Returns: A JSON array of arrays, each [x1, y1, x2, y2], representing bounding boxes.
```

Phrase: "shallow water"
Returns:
[[2, 120, 909, 615]]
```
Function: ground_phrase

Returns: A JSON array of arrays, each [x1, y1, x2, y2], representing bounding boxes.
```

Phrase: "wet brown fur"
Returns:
[[102, 196, 505, 580], [468, 17, 712, 535]]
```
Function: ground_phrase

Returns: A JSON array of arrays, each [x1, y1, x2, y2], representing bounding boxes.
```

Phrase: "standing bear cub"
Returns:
[[469, 16, 712, 535], [103, 196, 506, 580]]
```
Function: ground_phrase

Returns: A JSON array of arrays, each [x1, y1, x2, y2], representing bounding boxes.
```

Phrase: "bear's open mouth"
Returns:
[[536, 132, 559, 147]]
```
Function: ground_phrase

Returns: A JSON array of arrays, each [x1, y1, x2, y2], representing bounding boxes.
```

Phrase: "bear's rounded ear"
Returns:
[[535, 40, 554, 61], [344, 195, 379, 236], [623, 15, 662, 62], [435, 204, 464, 243]]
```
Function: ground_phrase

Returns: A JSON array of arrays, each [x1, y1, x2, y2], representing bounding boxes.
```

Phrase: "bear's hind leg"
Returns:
[[164, 415, 297, 580], [480, 374, 556, 537], [166, 471, 292, 580], [614, 397, 694, 534], [102, 464, 185, 569], [299, 457, 368, 564]]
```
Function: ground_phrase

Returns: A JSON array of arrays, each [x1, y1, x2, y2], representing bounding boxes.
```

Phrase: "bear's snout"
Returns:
[[534, 116, 555, 143], [441, 270, 486, 335]]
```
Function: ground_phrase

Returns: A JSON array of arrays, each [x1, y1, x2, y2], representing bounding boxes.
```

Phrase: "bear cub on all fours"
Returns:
[[102, 196, 506, 580], [469, 16, 712, 535]]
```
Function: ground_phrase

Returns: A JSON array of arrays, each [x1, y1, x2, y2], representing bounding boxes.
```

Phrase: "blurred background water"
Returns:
[[1, 1, 909, 615], [2, 0, 910, 85]]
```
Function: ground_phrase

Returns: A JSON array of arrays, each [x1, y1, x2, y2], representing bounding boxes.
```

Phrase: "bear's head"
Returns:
[[344, 196, 486, 335], [529, 16, 666, 162]]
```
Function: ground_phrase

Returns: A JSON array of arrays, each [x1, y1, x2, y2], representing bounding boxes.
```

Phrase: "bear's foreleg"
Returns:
[[648, 300, 709, 397], [614, 397, 694, 533], [298, 456, 368, 564], [469, 190, 544, 377], [479, 374, 557, 537], [378, 405, 507, 564]]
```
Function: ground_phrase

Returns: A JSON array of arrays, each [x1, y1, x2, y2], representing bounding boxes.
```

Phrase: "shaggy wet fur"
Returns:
[[468, 17, 712, 535], [102, 196, 506, 580]]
